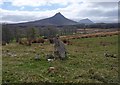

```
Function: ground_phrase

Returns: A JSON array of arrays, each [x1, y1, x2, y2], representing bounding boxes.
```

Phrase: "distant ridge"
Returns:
[[79, 18, 94, 24]]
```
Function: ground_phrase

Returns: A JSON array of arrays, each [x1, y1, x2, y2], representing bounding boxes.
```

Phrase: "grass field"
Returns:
[[2, 35, 119, 83]]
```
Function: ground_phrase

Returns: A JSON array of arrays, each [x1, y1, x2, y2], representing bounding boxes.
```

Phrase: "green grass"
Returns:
[[2, 35, 119, 83]]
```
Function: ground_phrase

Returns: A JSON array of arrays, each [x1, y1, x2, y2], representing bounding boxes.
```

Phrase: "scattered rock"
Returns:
[[5, 52, 17, 57], [11, 54, 17, 57], [34, 54, 40, 60], [7, 53, 12, 56], [104, 53, 117, 58], [46, 54, 54, 59], [48, 67, 56, 73], [46, 54, 54, 61], [47, 59, 54, 62]]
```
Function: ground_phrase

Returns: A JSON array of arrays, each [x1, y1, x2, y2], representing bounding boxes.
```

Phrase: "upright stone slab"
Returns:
[[53, 37, 67, 60]]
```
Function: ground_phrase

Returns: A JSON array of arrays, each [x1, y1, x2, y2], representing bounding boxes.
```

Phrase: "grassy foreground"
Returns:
[[2, 35, 119, 83]]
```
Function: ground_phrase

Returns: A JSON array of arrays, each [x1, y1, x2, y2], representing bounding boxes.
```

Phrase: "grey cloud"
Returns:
[[1, 2, 118, 23], [76, 2, 118, 23], [92, 16, 118, 23], [92, 2, 118, 8], [86, 2, 118, 10], [1, 15, 45, 23]]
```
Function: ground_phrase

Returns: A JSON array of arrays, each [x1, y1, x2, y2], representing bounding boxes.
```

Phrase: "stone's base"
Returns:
[[54, 51, 60, 59], [46, 54, 54, 60]]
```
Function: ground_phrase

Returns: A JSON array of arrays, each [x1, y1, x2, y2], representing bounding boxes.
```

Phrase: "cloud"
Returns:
[[34, 8, 40, 11], [0, 0, 3, 4], [1, 0, 71, 7], [20, 6, 24, 10], [1, 0, 119, 7], [1, 1, 118, 23], [0, 8, 56, 23]]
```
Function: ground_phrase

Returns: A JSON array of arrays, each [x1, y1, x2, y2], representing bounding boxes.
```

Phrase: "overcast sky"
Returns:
[[0, 0, 119, 23]]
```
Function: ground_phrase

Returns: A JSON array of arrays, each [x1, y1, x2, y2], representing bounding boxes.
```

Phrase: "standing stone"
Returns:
[[53, 37, 67, 60]]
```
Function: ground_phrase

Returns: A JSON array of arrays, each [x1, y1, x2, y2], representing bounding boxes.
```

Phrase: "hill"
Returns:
[[79, 18, 94, 24], [16, 12, 78, 26]]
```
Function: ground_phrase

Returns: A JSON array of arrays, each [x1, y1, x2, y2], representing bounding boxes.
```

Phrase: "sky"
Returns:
[[0, 0, 119, 23]]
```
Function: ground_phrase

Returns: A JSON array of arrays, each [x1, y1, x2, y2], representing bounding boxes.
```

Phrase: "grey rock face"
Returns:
[[53, 37, 67, 60]]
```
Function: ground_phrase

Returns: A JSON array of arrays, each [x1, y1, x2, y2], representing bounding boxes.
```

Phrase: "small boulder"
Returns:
[[47, 59, 54, 62], [48, 67, 56, 73], [46, 54, 54, 60], [34, 54, 40, 60]]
